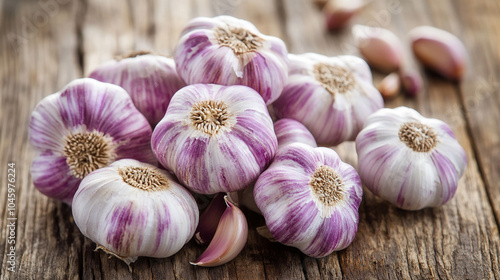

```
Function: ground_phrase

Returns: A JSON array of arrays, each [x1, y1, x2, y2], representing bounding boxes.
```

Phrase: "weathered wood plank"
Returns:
[[451, 0, 500, 231], [0, 0, 83, 279]]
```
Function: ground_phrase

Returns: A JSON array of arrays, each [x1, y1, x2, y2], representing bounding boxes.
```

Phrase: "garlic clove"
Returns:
[[409, 26, 467, 81], [29, 78, 156, 205], [274, 118, 318, 148], [324, 0, 367, 31], [352, 24, 404, 73], [273, 53, 383, 146], [355, 107, 467, 210], [194, 193, 226, 245], [89, 52, 186, 127], [191, 196, 248, 267], [400, 70, 423, 97], [254, 143, 363, 257], [152, 84, 278, 194], [377, 72, 401, 100], [175, 16, 289, 105], [72, 159, 199, 266]]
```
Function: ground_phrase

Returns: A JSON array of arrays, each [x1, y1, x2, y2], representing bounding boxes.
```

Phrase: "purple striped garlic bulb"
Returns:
[[89, 52, 186, 127], [29, 78, 156, 205], [72, 159, 199, 266], [152, 84, 278, 194], [274, 118, 317, 148], [175, 16, 289, 105], [254, 143, 363, 258], [273, 53, 384, 146], [356, 106, 467, 210]]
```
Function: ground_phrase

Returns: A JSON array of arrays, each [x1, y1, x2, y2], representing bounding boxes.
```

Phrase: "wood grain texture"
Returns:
[[1, 0, 499, 279]]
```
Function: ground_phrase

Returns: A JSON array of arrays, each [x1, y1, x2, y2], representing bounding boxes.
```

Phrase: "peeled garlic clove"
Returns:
[[152, 84, 278, 194], [352, 24, 404, 73], [324, 0, 367, 31], [273, 53, 383, 146], [274, 118, 318, 148], [254, 143, 363, 257], [377, 72, 401, 99], [89, 52, 186, 127], [194, 193, 226, 245], [72, 159, 199, 266], [355, 106, 467, 210], [400, 71, 423, 97], [29, 78, 156, 205], [409, 26, 467, 81], [191, 196, 248, 267], [175, 16, 289, 105]]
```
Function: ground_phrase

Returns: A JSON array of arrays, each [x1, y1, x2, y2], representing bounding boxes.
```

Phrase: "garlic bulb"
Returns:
[[152, 84, 278, 194], [175, 16, 289, 105], [72, 159, 199, 267], [356, 106, 467, 210], [254, 143, 363, 258], [274, 118, 317, 148], [273, 53, 384, 146], [89, 51, 186, 127], [29, 78, 156, 205]]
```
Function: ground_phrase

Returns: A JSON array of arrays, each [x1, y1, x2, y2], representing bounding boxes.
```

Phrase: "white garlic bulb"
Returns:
[[152, 84, 277, 194], [29, 78, 156, 205], [89, 52, 186, 127], [72, 159, 199, 266], [254, 143, 363, 257], [175, 16, 289, 105], [356, 106, 467, 210], [273, 53, 383, 146]]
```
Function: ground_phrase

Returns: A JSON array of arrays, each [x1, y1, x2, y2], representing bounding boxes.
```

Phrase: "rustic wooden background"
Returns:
[[1, 0, 500, 279]]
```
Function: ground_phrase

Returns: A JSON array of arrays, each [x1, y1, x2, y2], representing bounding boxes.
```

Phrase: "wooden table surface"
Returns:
[[1, 0, 500, 279]]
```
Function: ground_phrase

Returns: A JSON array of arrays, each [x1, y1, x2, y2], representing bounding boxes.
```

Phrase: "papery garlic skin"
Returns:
[[254, 143, 362, 258], [152, 84, 277, 194], [89, 53, 186, 127], [274, 118, 318, 148], [72, 159, 199, 265], [409, 26, 467, 81], [356, 106, 467, 210], [29, 78, 156, 205], [273, 53, 383, 146], [175, 16, 288, 105]]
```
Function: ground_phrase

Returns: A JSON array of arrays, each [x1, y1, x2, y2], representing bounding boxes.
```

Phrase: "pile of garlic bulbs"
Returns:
[[29, 15, 467, 270]]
